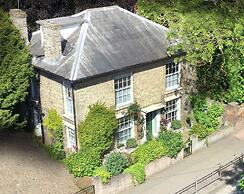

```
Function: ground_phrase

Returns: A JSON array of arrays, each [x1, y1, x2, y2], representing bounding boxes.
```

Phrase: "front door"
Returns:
[[146, 111, 157, 140]]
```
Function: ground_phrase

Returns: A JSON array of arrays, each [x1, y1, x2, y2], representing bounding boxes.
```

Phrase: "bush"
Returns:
[[104, 152, 129, 176], [239, 174, 244, 191], [157, 131, 184, 158], [124, 162, 145, 184], [78, 103, 117, 156], [190, 124, 210, 140], [94, 167, 112, 184], [43, 109, 65, 160], [131, 140, 166, 164], [126, 138, 138, 148], [64, 151, 101, 177], [171, 120, 181, 130]]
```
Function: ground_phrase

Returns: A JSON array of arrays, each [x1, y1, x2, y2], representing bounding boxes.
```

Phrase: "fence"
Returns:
[[175, 154, 244, 194], [74, 185, 95, 194]]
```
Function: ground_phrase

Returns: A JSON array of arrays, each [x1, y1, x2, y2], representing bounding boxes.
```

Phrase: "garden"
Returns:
[[42, 98, 225, 186]]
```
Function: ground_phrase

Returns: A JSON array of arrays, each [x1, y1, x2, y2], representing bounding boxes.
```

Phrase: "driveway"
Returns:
[[122, 129, 244, 194], [0, 131, 79, 194]]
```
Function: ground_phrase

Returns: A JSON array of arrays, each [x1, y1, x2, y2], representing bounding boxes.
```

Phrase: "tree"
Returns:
[[0, 9, 33, 130], [138, 0, 244, 103], [0, 0, 137, 31], [78, 102, 117, 156]]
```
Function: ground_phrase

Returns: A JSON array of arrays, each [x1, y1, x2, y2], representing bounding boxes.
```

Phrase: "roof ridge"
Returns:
[[70, 12, 91, 80], [117, 7, 169, 32]]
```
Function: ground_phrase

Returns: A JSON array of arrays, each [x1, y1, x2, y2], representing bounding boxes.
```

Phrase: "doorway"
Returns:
[[146, 111, 157, 140]]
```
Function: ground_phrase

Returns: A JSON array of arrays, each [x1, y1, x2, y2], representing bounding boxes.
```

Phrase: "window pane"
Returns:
[[114, 75, 132, 107]]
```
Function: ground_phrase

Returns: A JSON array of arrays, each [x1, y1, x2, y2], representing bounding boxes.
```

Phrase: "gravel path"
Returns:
[[0, 131, 79, 194]]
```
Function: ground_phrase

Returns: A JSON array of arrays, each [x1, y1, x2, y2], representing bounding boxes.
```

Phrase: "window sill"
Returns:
[[115, 102, 133, 111], [165, 86, 182, 95], [63, 113, 74, 121]]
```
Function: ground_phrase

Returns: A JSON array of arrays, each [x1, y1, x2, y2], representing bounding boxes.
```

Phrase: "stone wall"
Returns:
[[133, 65, 165, 109], [74, 60, 168, 123], [91, 150, 184, 194], [39, 73, 64, 144]]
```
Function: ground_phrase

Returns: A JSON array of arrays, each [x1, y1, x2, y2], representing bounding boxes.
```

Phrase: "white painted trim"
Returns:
[[65, 125, 77, 149], [165, 93, 181, 102], [142, 102, 165, 114], [114, 73, 134, 110], [62, 81, 74, 120]]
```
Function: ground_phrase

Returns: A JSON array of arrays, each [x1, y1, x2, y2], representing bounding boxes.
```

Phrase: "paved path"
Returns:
[[122, 129, 244, 194], [0, 131, 79, 194]]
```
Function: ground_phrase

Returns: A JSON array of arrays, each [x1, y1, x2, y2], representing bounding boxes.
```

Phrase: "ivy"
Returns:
[[43, 109, 65, 160]]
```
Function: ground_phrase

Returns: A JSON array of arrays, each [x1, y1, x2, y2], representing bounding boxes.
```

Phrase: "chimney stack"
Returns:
[[9, 9, 29, 43], [39, 21, 62, 61]]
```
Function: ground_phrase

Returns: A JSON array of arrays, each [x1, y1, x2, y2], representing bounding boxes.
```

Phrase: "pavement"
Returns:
[[122, 129, 244, 194], [0, 131, 79, 194]]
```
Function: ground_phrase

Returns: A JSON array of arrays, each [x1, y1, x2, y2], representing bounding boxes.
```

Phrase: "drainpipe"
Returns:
[[71, 83, 78, 151]]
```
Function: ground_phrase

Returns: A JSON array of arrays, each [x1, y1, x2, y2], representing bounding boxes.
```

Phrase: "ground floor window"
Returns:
[[165, 98, 179, 122], [66, 126, 76, 149], [117, 116, 133, 145]]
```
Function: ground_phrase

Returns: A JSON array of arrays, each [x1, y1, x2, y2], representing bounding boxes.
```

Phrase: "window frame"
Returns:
[[66, 126, 77, 149], [166, 62, 181, 91], [116, 116, 134, 145], [114, 74, 133, 109], [63, 82, 74, 119], [165, 98, 180, 123]]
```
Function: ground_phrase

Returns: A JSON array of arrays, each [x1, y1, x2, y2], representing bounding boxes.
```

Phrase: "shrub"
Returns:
[[94, 167, 112, 184], [239, 174, 244, 191], [190, 124, 209, 140], [64, 151, 101, 177], [78, 103, 117, 156], [126, 138, 138, 148], [124, 162, 145, 184], [43, 109, 65, 160], [104, 152, 129, 176], [131, 140, 166, 164], [157, 131, 184, 158], [171, 120, 181, 130], [117, 143, 125, 148]]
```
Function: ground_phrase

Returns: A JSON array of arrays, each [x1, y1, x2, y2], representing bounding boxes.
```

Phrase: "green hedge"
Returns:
[[64, 151, 101, 177], [124, 162, 145, 184], [157, 131, 184, 158], [131, 140, 166, 164]]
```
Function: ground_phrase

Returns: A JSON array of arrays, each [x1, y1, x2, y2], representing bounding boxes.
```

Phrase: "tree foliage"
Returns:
[[78, 102, 117, 156], [0, 9, 33, 130], [138, 0, 244, 103], [0, 0, 137, 31]]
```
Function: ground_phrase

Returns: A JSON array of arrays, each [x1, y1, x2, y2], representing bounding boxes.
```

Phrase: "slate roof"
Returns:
[[31, 6, 170, 81]]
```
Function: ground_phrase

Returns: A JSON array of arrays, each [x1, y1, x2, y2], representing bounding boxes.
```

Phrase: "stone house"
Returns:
[[10, 6, 188, 151]]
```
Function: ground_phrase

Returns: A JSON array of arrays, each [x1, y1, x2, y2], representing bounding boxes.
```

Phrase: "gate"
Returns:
[[74, 185, 95, 194]]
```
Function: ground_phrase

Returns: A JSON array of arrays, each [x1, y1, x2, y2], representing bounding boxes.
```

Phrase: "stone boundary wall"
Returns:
[[191, 126, 235, 154], [91, 150, 184, 194]]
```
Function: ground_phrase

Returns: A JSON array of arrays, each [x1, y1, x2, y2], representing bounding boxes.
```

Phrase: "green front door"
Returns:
[[146, 111, 156, 140]]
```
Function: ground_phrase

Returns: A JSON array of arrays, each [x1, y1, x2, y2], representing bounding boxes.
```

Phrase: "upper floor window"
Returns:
[[63, 82, 73, 117], [166, 62, 180, 91], [114, 75, 132, 108], [117, 116, 133, 145], [165, 98, 179, 122]]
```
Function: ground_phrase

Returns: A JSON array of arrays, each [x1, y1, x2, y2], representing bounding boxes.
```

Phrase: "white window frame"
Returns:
[[117, 116, 134, 145], [165, 98, 180, 123], [114, 74, 133, 109], [66, 126, 77, 150], [166, 62, 180, 91], [63, 82, 74, 119]]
